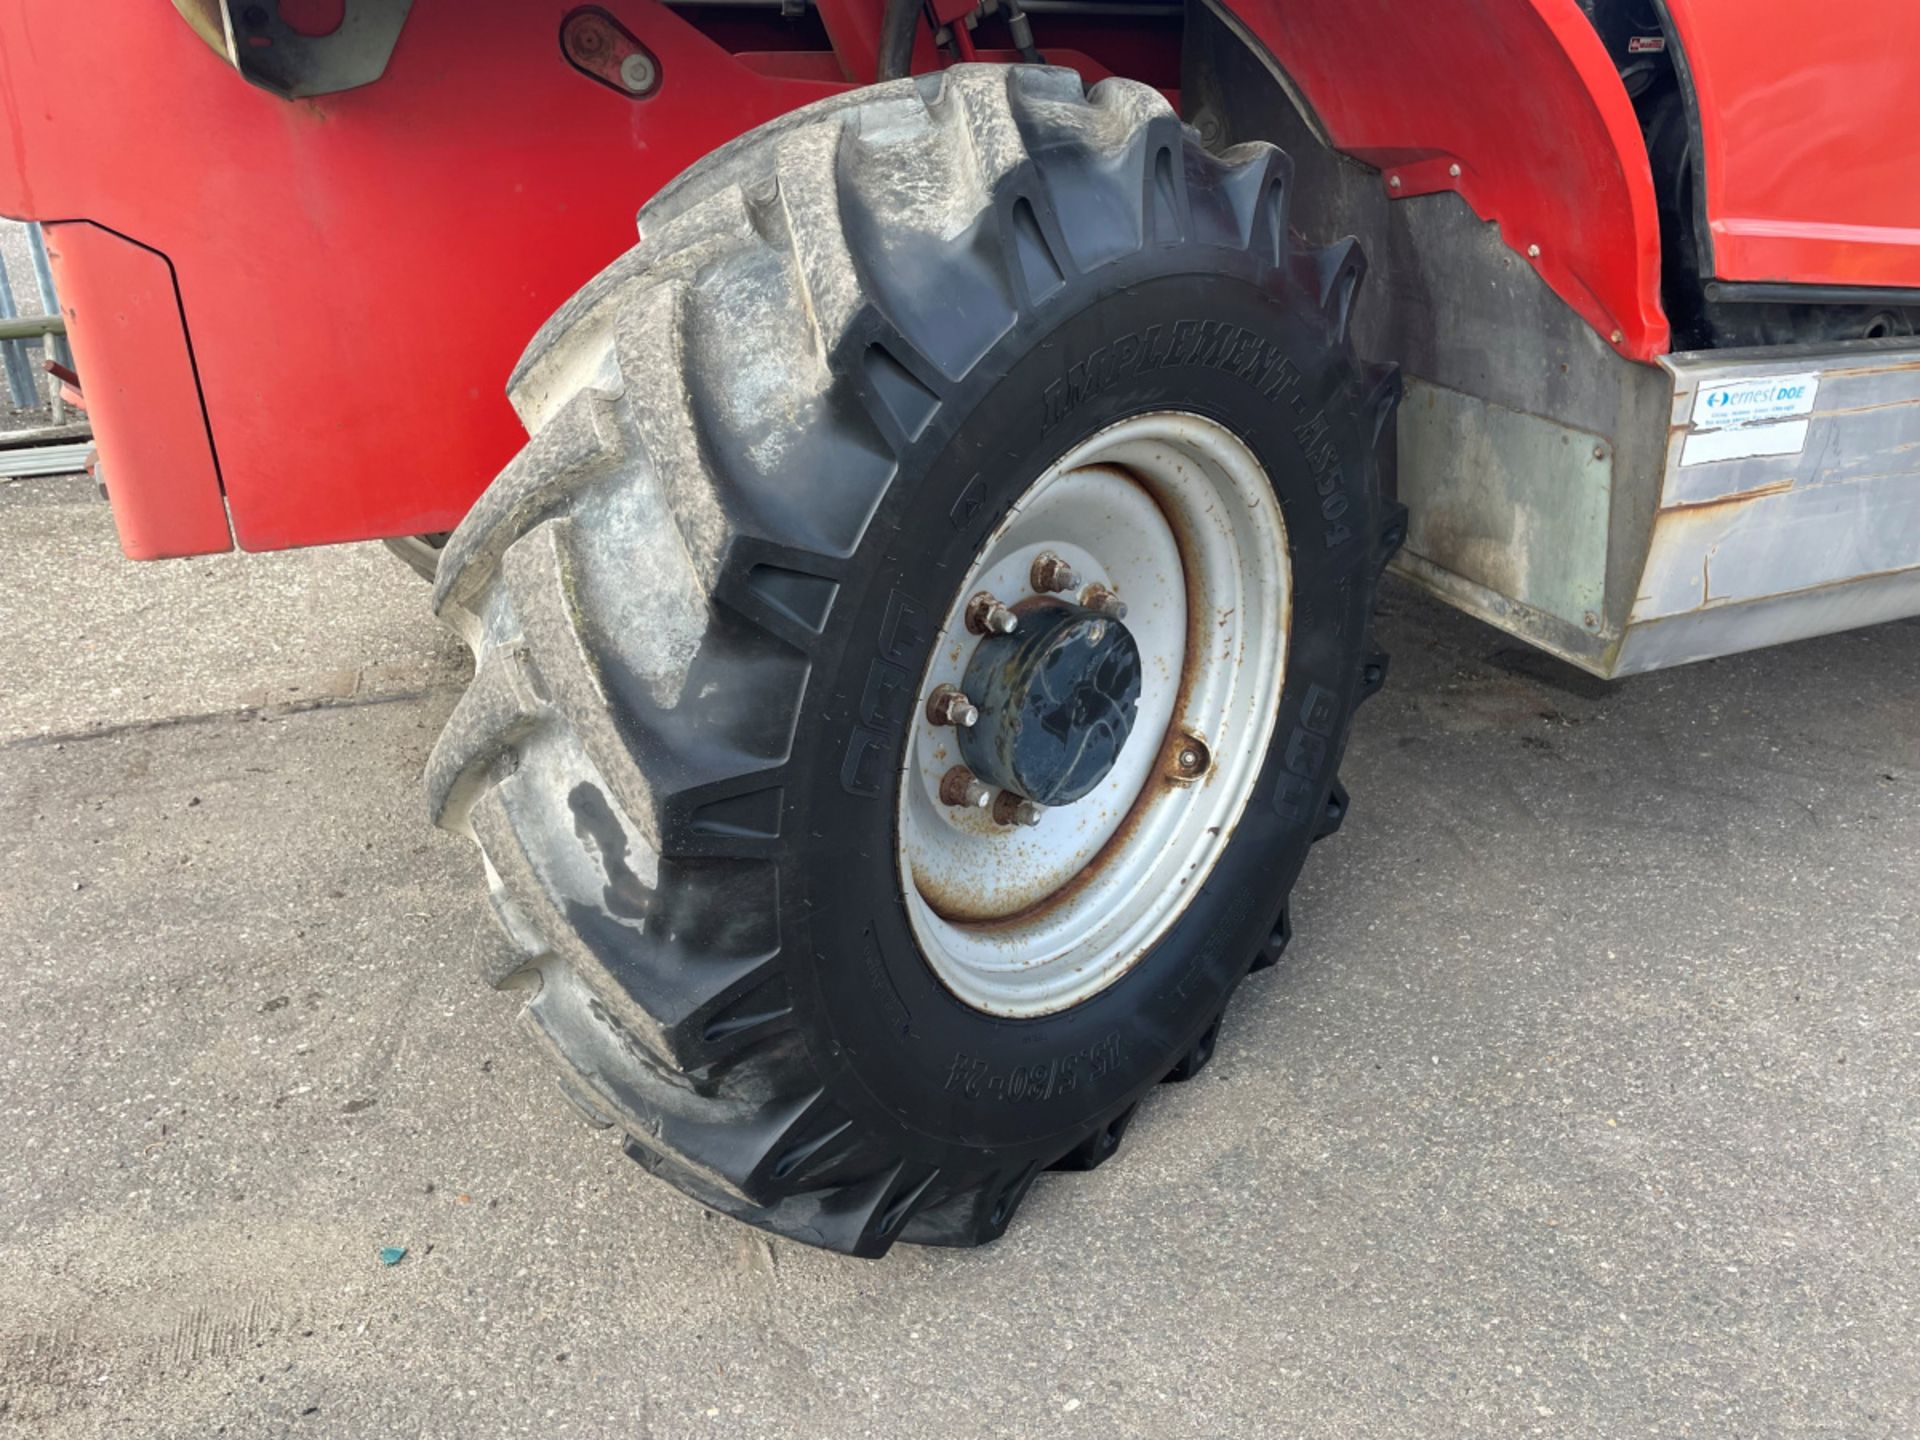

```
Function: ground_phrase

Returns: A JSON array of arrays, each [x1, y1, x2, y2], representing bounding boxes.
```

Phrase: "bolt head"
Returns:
[[940, 766, 992, 808], [619, 52, 657, 92], [927, 685, 979, 728], [967, 592, 1019, 635], [1388, 174, 1402, 190], [1173, 737, 1210, 778], [1527, 243, 1542, 259], [1030, 551, 1082, 594], [1448, 162, 1462, 178]]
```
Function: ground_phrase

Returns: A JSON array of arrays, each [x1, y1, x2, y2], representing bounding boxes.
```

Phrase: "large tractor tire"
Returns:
[[428, 65, 1401, 1256]]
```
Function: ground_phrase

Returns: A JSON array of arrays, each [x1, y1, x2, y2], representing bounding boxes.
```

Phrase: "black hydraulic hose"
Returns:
[[877, 0, 922, 80]]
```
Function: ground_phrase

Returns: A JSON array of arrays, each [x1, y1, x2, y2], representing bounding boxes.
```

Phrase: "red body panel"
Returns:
[[0, 3, 845, 554], [1663, 1, 1920, 288], [0, 1, 1906, 556], [42, 223, 232, 558]]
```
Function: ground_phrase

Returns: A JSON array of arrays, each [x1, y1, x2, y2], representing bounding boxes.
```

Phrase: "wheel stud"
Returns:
[[940, 765, 994, 809], [991, 790, 1045, 827], [926, 684, 980, 728], [1080, 583, 1127, 620], [966, 592, 1019, 635], [1030, 551, 1081, 594]]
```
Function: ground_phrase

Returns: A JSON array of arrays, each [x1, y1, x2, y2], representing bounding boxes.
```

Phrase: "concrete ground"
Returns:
[[2, 470, 1916, 1439]]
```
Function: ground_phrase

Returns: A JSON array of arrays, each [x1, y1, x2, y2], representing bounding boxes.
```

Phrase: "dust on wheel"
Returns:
[[428, 65, 1402, 1256]]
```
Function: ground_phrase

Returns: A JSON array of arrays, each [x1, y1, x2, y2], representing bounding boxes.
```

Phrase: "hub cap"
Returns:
[[897, 411, 1293, 1017], [957, 600, 1144, 807]]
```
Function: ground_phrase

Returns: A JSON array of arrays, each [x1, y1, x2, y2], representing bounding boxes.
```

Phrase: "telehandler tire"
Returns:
[[428, 65, 1400, 1255]]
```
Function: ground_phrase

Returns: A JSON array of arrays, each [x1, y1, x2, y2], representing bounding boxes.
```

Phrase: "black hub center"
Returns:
[[958, 600, 1143, 807]]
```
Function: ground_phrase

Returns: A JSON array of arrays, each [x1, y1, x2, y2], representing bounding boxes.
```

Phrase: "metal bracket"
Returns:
[[212, 0, 414, 99]]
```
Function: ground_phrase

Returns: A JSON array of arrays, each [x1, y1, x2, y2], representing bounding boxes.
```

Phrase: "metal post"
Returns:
[[26, 224, 70, 368], [0, 261, 36, 408]]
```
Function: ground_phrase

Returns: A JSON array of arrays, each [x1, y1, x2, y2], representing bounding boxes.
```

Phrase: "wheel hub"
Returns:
[[957, 601, 1143, 807]]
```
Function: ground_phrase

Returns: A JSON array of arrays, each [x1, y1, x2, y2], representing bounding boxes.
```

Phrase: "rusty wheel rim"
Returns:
[[897, 411, 1292, 1018]]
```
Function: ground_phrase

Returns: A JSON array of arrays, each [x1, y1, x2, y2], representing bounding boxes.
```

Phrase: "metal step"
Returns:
[[0, 441, 92, 478]]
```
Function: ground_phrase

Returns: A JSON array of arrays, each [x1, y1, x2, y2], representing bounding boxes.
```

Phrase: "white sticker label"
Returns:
[[1682, 372, 1819, 466]]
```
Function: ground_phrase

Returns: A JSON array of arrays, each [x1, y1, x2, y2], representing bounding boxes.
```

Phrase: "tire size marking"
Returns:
[[944, 1031, 1122, 1103], [1042, 319, 1303, 436], [1292, 408, 1354, 549]]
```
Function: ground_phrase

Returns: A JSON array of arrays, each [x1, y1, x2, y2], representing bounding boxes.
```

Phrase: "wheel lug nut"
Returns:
[[1030, 551, 1081, 594], [940, 765, 994, 809], [991, 790, 1046, 827], [966, 592, 1019, 635], [926, 684, 979, 728], [1080, 583, 1127, 619]]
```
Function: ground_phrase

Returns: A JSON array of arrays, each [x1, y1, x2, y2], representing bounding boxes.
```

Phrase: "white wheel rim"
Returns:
[[896, 410, 1292, 1018]]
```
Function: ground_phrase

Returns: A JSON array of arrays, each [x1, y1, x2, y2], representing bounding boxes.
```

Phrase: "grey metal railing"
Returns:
[[1, 222, 72, 426]]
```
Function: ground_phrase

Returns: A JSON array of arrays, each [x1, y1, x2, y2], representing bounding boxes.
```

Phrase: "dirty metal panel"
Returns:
[[1613, 338, 1920, 674], [1617, 567, 1920, 675], [1397, 378, 1614, 631]]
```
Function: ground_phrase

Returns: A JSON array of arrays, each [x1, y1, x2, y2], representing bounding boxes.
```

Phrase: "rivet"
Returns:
[[1448, 162, 1462, 178], [1527, 243, 1541, 259]]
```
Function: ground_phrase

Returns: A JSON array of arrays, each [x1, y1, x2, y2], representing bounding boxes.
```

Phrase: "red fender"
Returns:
[[1222, 0, 1669, 360]]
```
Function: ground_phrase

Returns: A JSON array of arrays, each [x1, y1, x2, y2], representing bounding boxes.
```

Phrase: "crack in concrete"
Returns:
[[0, 684, 461, 753]]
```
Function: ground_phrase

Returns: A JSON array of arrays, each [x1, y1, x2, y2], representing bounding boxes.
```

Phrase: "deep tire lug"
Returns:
[[1360, 650, 1389, 698], [1164, 1013, 1225, 1083], [1049, 1103, 1139, 1171], [1249, 904, 1292, 973], [1314, 778, 1350, 841]]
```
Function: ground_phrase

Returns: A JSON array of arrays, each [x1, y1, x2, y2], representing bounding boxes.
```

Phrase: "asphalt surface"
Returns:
[[2, 471, 1917, 1438]]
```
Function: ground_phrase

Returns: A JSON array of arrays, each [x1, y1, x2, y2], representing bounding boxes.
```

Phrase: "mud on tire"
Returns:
[[428, 65, 1401, 1255]]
